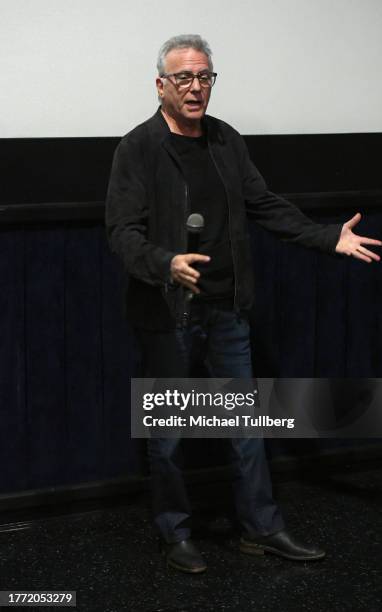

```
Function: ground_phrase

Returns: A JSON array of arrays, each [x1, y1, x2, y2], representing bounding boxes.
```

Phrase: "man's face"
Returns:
[[156, 48, 212, 125]]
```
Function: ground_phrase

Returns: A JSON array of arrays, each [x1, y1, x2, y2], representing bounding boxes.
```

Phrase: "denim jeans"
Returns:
[[136, 300, 284, 543]]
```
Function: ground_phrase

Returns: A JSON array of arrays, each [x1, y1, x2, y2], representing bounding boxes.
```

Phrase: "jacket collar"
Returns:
[[147, 106, 172, 142]]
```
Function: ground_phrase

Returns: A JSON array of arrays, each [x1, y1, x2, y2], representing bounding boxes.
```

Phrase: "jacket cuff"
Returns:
[[161, 251, 177, 285], [325, 223, 344, 255]]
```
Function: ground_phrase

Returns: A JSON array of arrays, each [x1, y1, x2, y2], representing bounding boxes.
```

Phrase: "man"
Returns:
[[105, 34, 381, 573]]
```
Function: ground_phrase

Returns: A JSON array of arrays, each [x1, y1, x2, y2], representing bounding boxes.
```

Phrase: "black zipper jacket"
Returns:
[[105, 108, 342, 330]]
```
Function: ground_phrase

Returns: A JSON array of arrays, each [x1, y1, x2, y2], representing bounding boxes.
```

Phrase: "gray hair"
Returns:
[[157, 34, 213, 75]]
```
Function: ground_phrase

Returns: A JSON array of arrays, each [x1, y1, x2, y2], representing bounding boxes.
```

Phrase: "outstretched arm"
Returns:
[[239, 136, 381, 260], [335, 213, 381, 263]]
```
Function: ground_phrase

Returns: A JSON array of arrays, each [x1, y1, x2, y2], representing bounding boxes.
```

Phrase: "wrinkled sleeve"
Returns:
[[105, 134, 176, 286], [239, 137, 342, 254]]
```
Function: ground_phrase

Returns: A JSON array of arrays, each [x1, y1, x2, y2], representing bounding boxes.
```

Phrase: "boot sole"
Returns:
[[240, 540, 326, 561], [167, 558, 207, 573]]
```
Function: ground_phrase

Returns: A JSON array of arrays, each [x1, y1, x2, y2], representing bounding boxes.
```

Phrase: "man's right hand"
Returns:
[[170, 253, 211, 294]]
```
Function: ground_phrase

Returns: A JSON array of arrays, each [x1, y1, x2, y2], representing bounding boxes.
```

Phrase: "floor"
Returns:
[[0, 459, 381, 612]]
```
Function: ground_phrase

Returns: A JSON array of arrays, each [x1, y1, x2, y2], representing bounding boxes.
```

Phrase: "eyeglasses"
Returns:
[[160, 71, 217, 89]]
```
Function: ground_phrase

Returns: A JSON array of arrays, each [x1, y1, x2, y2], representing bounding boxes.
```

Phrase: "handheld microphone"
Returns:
[[186, 213, 204, 252], [185, 213, 204, 301]]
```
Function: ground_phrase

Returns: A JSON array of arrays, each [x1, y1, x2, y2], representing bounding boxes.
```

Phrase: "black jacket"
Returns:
[[105, 108, 342, 330]]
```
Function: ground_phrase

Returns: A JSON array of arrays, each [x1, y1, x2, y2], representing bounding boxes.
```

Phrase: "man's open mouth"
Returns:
[[185, 100, 202, 108]]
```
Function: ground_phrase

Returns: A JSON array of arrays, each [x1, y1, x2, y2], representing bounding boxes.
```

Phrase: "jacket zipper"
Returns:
[[208, 143, 238, 312], [181, 182, 190, 328]]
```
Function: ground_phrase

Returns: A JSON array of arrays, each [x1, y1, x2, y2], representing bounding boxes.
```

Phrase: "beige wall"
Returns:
[[1, 0, 381, 136]]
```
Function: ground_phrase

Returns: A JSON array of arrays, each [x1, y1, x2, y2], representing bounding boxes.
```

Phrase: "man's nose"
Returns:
[[190, 76, 202, 92]]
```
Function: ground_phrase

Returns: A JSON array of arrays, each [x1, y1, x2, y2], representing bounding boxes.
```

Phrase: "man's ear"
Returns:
[[156, 77, 164, 99]]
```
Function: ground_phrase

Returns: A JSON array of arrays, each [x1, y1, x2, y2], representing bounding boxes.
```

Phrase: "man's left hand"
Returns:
[[335, 212, 382, 263]]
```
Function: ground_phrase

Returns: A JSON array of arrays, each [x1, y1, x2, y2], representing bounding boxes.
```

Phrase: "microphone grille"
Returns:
[[186, 213, 204, 234]]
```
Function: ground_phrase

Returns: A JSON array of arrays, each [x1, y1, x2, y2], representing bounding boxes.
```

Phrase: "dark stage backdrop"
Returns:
[[0, 133, 381, 496]]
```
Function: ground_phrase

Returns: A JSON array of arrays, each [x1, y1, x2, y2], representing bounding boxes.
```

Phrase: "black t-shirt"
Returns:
[[170, 132, 234, 300]]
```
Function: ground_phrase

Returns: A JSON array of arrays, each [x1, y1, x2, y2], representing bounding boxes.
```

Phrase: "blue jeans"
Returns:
[[136, 300, 284, 543]]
